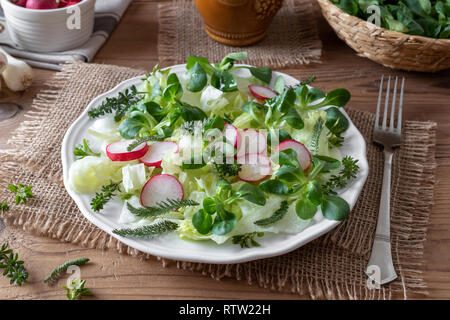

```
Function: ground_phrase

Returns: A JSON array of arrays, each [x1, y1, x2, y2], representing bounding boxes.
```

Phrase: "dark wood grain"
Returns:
[[0, 0, 449, 300]]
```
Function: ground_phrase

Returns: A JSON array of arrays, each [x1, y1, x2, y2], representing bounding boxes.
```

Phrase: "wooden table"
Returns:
[[0, 0, 449, 300]]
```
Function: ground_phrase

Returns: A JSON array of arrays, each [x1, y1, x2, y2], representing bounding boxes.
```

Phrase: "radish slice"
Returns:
[[236, 129, 266, 157], [248, 84, 278, 101], [140, 174, 184, 207], [276, 139, 312, 172], [223, 123, 240, 148], [106, 140, 148, 162], [237, 154, 271, 182], [140, 141, 178, 167]]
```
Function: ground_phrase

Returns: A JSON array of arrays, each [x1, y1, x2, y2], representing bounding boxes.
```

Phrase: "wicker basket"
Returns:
[[317, 0, 450, 72]]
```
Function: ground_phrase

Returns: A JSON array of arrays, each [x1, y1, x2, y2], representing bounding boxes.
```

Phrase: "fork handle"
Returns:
[[366, 148, 398, 285]]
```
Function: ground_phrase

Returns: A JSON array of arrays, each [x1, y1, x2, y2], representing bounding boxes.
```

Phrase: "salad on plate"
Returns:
[[68, 52, 359, 248]]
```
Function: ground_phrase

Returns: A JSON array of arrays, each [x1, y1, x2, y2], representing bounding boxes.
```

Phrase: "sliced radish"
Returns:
[[276, 139, 312, 172], [248, 84, 278, 101], [237, 154, 271, 182], [223, 123, 240, 148], [140, 141, 178, 167], [236, 129, 266, 157], [106, 140, 148, 162], [140, 174, 184, 207]]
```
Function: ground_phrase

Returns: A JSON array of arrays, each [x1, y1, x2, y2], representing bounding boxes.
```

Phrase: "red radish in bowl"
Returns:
[[223, 123, 240, 148], [276, 139, 312, 172], [106, 140, 148, 162], [140, 174, 184, 207], [248, 84, 277, 101], [236, 129, 266, 157], [59, 0, 82, 7], [26, 0, 59, 9], [237, 154, 271, 182], [139, 141, 178, 167]]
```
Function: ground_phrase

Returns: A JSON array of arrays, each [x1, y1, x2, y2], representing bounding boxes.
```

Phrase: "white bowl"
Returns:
[[1, 0, 96, 52]]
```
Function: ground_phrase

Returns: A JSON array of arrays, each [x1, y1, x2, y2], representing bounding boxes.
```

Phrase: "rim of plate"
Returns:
[[61, 64, 369, 264]]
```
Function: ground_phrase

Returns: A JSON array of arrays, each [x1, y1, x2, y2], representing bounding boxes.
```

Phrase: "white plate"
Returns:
[[62, 65, 369, 264]]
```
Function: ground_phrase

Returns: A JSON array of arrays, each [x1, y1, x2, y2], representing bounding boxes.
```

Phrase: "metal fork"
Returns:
[[365, 75, 404, 286]]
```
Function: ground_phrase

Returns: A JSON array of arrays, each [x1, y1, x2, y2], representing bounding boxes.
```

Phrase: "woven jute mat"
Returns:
[[157, 0, 322, 68], [0, 62, 436, 299]]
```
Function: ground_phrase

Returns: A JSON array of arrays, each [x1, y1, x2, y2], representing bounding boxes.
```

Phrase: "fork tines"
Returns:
[[375, 75, 405, 133]]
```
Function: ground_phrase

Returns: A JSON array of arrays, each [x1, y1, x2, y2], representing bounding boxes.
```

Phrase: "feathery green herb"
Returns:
[[8, 184, 33, 205], [232, 232, 264, 248], [73, 139, 100, 159], [64, 279, 93, 300], [44, 257, 90, 284], [126, 135, 165, 151], [88, 85, 142, 122], [322, 156, 359, 194], [254, 201, 289, 226], [90, 182, 120, 212], [300, 75, 316, 85], [113, 220, 179, 238], [0, 201, 8, 212], [0, 242, 28, 286], [127, 199, 199, 218], [310, 117, 324, 154]]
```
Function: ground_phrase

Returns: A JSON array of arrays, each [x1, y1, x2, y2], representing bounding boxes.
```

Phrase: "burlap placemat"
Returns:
[[157, 0, 322, 68], [0, 62, 436, 299]]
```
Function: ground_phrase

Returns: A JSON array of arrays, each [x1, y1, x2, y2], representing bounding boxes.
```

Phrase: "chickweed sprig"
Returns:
[[8, 184, 33, 205]]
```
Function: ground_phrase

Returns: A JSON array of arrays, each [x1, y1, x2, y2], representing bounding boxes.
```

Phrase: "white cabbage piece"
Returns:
[[118, 196, 142, 224], [87, 115, 121, 144], [122, 163, 147, 193], [200, 85, 229, 113], [69, 156, 136, 194]]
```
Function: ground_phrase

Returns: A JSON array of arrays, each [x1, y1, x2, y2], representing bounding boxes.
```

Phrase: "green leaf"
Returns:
[[212, 210, 237, 235], [275, 165, 303, 182], [211, 70, 238, 92], [304, 89, 351, 110], [236, 183, 266, 206], [274, 76, 285, 94], [275, 88, 296, 113], [248, 67, 272, 84], [223, 51, 248, 61], [259, 180, 289, 195], [340, 0, 359, 15], [193, 209, 213, 234], [203, 197, 217, 214], [313, 155, 341, 173], [179, 103, 207, 121], [283, 107, 304, 129], [325, 106, 349, 134], [305, 180, 323, 206], [295, 198, 318, 220], [266, 129, 292, 147], [204, 116, 225, 131], [321, 195, 350, 221], [187, 62, 207, 92], [277, 149, 300, 167], [163, 73, 183, 101], [307, 88, 326, 104], [405, 0, 431, 16], [118, 117, 144, 139], [186, 56, 215, 74]]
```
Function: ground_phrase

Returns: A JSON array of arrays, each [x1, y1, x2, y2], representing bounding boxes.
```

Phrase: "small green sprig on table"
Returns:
[[0, 242, 28, 286], [0, 201, 9, 212], [64, 279, 93, 300], [8, 183, 33, 205], [44, 257, 90, 284]]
